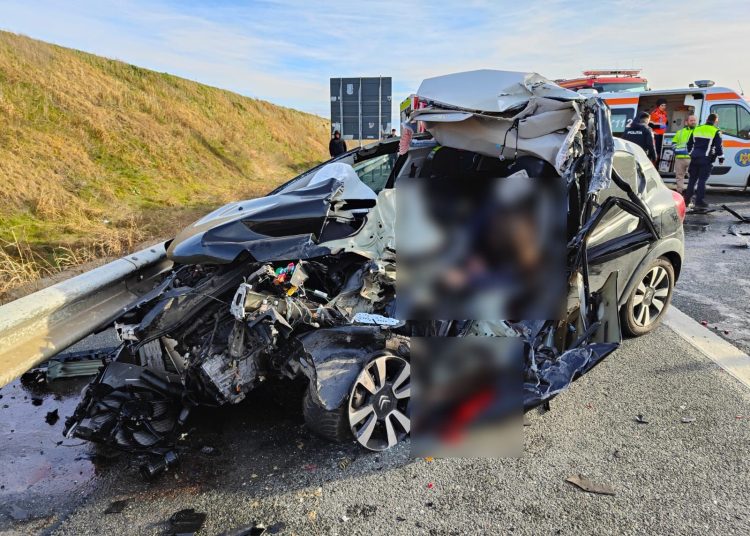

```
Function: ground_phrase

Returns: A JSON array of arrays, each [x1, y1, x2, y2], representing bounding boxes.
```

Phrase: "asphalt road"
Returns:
[[2, 319, 749, 536], [1, 189, 749, 536], [672, 190, 750, 354]]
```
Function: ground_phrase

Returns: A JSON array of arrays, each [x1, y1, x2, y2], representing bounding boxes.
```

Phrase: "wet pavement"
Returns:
[[671, 189, 750, 354], [0, 376, 97, 529]]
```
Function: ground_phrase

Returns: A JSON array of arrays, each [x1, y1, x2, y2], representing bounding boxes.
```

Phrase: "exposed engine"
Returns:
[[64, 254, 403, 473]]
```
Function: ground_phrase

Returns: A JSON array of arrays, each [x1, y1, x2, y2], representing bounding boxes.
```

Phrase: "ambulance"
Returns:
[[600, 81, 750, 188]]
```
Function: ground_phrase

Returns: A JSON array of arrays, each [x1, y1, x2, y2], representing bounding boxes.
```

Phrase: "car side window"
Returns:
[[711, 104, 750, 140], [739, 106, 750, 140], [352, 153, 395, 194], [612, 151, 639, 192]]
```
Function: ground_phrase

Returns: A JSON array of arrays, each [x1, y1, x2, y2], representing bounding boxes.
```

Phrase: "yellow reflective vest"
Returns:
[[672, 126, 694, 158]]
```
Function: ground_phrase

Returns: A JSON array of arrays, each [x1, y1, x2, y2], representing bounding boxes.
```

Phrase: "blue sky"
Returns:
[[2, 0, 748, 126]]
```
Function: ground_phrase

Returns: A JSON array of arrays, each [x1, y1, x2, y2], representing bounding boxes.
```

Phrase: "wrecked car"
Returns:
[[64, 70, 685, 472]]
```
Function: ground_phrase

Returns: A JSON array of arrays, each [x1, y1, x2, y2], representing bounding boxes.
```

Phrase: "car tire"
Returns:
[[302, 385, 352, 444], [621, 257, 675, 337]]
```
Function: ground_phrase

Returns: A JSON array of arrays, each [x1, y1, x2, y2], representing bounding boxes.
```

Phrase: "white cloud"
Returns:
[[1, 0, 748, 125]]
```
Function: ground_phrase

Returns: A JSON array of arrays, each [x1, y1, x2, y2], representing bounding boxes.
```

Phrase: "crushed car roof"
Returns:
[[415, 70, 582, 114]]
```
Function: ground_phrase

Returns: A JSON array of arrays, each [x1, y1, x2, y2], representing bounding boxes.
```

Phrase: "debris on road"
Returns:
[[565, 474, 615, 496], [45, 409, 59, 425], [681, 416, 696, 423], [337, 456, 352, 470], [728, 224, 750, 236], [168, 508, 206, 535], [21, 348, 115, 384], [266, 521, 286, 534], [722, 204, 750, 223], [104, 499, 130, 514], [347, 504, 378, 518], [635, 414, 649, 424], [200, 445, 218, 456], [728, 226, 750, 248], [218, 522, 268, 536]]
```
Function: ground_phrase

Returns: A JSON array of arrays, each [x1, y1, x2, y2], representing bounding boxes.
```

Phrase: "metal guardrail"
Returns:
[[0, 242, 172, 387]]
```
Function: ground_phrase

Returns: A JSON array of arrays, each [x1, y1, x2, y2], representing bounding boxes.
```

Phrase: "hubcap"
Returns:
[[632, 265, 670, 327], [348, 354, 410, 451]]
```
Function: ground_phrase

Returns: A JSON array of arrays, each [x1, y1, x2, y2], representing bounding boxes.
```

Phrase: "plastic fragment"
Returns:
[[104, 499, 130, 514], [635, 414, 649, 424], [267, 522, 286, 534], [565, 474, 615, 496], [681, 416, 696, 423], [169, 508, 206, 535], [45, 409, 59, 425], [217, 523, 268, 536]]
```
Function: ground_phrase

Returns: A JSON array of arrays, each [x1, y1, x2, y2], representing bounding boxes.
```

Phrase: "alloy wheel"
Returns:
[[632, 265, 670, 327], [348, 353, 410, 451]]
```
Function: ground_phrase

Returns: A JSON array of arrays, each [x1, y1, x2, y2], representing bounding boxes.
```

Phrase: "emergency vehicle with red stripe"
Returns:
[[600, 80, 750, 188]]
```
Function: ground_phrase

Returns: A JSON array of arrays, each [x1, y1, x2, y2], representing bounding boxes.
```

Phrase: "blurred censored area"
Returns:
[[410, 336, 523, 458], [395, 154, 567, 321]]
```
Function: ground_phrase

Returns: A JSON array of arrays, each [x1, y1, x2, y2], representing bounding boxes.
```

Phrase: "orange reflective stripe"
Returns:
[[706, 92, 740, 101], [723, 140, 750, 148], [605, 97, 639, 105]]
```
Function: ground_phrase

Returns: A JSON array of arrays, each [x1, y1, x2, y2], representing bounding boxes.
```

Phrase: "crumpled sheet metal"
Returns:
[[415, 70, 581, 113], [587, 97, 615, 194], [411, 97, 581, 171], [323, 189, 396, 261], [523, 342, 618, 408], [297, 326, 387, 410]]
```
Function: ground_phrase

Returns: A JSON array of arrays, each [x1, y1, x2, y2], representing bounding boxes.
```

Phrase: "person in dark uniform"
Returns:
[[329, 130, 347, 158], [684, 113, 724, 209], [621, 112, 657, 163]]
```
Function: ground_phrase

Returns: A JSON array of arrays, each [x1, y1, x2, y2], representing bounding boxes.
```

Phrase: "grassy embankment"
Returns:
[[0, 31, 330, 300]]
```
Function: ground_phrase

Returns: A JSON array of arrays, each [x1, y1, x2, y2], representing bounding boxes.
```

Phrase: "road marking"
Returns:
[[664, 306, 750, 390]]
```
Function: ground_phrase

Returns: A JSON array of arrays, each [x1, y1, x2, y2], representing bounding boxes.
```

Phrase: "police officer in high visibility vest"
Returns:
[[671, 115, 697, 193], [684, 113, 724, 208]]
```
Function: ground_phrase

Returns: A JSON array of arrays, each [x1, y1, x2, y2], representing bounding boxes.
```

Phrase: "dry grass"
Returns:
[[0, 31, 330, 299]]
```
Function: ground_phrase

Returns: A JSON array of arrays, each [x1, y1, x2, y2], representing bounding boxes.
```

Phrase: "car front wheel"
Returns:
[[621, 257, 675, 337]]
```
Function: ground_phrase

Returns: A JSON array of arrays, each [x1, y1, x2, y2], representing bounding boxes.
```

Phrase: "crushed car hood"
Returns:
[[168, 163, 378, 264]]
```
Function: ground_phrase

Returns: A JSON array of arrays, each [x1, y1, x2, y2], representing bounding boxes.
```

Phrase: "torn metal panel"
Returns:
[[323, 189, 396, 261], [415, 70, 581, 113], [296, 326, 388, 410]]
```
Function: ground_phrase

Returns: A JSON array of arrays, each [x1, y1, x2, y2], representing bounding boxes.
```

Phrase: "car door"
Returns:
[[585, 149, 659, 301]]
